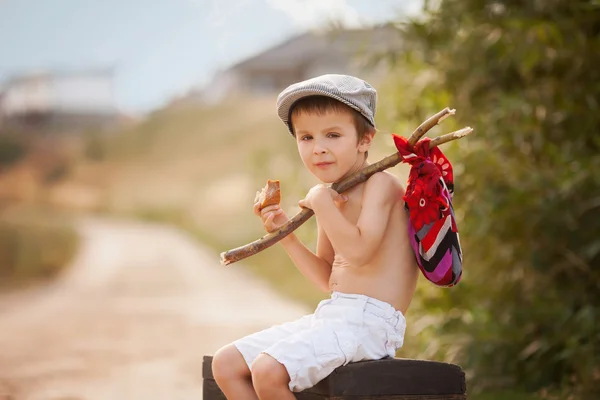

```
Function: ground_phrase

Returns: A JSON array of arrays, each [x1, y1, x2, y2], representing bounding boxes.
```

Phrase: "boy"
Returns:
[[212, 74, 419, 399]]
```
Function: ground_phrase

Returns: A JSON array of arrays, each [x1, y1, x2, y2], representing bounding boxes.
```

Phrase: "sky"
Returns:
[[0, 0, 421, 114]]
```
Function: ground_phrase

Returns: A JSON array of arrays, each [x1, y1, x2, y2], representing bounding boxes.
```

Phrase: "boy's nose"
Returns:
[[313, 142, 328, 154]]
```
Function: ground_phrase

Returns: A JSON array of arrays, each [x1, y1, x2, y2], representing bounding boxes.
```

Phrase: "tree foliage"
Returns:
[[385, 0, 600, 396]]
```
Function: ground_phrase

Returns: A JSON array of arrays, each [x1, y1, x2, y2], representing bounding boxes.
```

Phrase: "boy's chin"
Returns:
[[312, 173, 343, 184]]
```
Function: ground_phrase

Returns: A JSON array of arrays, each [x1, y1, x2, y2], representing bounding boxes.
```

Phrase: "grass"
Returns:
[[0, 204, 79, 289], [474, 391, 542, 400]]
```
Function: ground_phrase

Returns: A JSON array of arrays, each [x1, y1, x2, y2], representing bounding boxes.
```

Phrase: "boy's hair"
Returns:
[[289, 96, 375, 143]]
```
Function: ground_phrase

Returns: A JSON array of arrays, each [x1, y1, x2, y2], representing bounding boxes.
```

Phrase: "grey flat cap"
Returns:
[[276, 74, 377, 135]]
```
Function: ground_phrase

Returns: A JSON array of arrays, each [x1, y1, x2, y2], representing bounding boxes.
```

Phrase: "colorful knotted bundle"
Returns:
[[393, 134, 463, 287]]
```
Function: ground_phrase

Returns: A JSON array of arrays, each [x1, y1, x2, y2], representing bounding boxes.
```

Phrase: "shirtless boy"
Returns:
[[212, 74, 420, 400]]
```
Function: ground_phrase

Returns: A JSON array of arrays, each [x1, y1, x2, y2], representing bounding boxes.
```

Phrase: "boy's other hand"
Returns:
[[298, 184, 348, 210], [254, 202, 289, 233]]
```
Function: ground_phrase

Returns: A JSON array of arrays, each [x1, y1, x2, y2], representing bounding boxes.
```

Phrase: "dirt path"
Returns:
[[0, 218, 310, 400]]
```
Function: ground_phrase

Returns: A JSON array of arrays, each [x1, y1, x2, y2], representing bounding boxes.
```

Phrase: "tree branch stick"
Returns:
[[408, 107, 456, 146], [220, 110, 469, 266], [429, 127, 473, 148]]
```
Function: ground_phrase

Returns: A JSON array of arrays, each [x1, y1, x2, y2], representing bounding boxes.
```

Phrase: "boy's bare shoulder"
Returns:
[[364, 171, 405, 197]]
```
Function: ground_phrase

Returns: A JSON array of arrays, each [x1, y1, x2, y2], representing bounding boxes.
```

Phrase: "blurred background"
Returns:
[[0, 0, 598, 399]]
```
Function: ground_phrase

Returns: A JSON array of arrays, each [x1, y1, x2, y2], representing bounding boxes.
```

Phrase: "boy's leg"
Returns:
[[255, 323, 352, 394], [251, 353, 296, 400], [212, 344, 257, 400], [212, 313, 315, 399]]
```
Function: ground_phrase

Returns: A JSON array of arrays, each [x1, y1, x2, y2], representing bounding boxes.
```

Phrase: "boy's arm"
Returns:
[[279, 223, 333, 292], [311, 172, 397, 266]]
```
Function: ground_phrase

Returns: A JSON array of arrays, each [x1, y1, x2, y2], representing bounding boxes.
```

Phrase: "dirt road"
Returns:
[[0, 218, 310, 400]]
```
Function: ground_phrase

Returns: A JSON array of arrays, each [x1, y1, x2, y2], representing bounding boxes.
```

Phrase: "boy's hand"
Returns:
[[254, 202, 289, 233], [298, 184, 348, 210]]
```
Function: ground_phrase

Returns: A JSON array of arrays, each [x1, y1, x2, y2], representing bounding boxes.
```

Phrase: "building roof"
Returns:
[[229, 24, 402, 72], [1, 68, 115, 88]]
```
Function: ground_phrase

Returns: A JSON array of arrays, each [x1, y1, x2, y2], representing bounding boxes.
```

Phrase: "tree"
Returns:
[[384, 0, 600, 396]]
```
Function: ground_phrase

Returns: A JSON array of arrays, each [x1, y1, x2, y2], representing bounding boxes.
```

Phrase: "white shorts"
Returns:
[[233, 291, 406, 392]]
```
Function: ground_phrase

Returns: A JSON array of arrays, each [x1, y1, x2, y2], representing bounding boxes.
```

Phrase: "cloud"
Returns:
[[197, 0, 252, 27], [265, 0, 364, 29], [188, 0, 252, 28], [196, 0, 254, 56]]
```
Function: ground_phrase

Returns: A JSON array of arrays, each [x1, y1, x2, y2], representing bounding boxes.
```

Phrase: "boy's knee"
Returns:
[[251, 353, 290, 393], [212, 344, 249, 382]]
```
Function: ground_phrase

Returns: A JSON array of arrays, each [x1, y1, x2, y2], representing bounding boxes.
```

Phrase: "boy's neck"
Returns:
[[335, 156, 370, 185]]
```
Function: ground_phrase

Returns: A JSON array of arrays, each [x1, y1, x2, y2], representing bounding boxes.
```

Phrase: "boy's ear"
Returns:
[[358, 129, 376, 153]]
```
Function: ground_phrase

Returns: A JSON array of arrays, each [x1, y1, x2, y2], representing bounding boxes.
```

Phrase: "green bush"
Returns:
[[0, 135, 27, 168], [0, 211, 78, 288], [380, 0, 600, 397]]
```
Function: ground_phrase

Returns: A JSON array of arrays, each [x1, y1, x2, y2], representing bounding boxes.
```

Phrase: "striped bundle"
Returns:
[[393, 135, 463, 287]]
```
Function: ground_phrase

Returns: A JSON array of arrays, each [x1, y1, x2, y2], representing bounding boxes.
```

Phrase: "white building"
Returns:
[[0, 69, 119, 130]]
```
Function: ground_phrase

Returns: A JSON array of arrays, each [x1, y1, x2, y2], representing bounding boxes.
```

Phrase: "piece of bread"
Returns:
[[254, 179, 281, 210]]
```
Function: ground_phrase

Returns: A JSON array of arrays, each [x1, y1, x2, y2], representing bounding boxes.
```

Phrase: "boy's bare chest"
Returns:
[[338, 189, 364, 224]]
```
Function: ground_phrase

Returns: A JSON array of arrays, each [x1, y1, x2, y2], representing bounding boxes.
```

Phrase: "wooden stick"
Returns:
[[407, 108, 456, 146], [220, 109, 469, 266], [429, 127, 473, 148]]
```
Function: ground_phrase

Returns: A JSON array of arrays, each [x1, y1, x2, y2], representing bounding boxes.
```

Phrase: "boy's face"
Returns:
[[292, 109, 373, 184]]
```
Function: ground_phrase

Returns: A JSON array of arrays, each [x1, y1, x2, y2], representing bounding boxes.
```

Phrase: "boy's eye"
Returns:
[[300, 135, 312, 141], [327, 132, 340, 138]]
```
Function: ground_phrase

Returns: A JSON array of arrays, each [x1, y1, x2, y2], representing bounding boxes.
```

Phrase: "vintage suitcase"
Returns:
[[203, 355, 467, 399]]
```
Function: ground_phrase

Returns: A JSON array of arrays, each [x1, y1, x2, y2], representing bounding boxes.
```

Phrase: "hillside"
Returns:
[[52, 95, 409, 307]]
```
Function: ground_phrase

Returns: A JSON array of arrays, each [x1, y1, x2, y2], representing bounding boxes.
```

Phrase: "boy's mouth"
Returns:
[[315, 162, 334, 168]]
